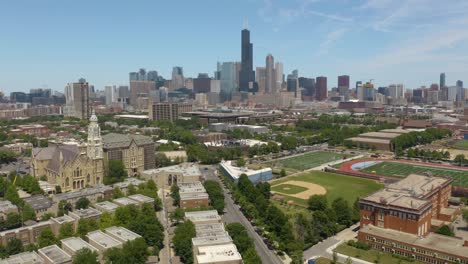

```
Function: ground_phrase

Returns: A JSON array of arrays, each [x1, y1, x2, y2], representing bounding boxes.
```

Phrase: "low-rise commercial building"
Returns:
[[68, 208, 102, 221], [105, 226, 141, 243], [0, 200, 18, 221], [86, 230, 123, 252], [178, 182, 209, 209], [60, 237, 98, 257], [112, 197, 139, 207], [195, 223, 226, 237], [93, 201, 119, 213], [195, 244, 243, 264], [219, 160, 272, 184], [142, 163, 202, 188], [347, 129, 411, 151], [37, 245, 72, 264], [185, 210, 222, 225], [0, 251, 44, 264]]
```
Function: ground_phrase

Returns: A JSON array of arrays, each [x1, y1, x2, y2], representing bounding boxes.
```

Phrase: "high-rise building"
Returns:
[[104, 85, 116, 106], [172, 67, 185, 90], [193, 74, 211, 93], [274, 62, 283, 93], [377, 87, 388, 96], [440, 73, 446, 88], [130, 80, 156, 110], [256, 67, 266, 94], [147, 71, 158, 82], [430, 83, 439, 91], [217, 62, 237, 102], [149, 102, 193, 122], [64, 78, 90, 120], [388, 84, 404, 99], [298, 77, 315, 97], [456, 80, 463, 88], [239, 29, 255, 92], [286, 71, 298, 97], [265, 54, 275, 93], [315, 76, 327, 101], [338, 75, 350, 100], [362, 82, 374, 101]]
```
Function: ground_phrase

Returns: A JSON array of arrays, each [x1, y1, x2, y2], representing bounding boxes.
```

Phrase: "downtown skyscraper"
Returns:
[[239, 29, 256, 92], [265, 54, 275, 93]]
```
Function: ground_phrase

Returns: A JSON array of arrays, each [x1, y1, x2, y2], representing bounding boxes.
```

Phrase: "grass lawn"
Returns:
[[315, 257, 332, 264], [274, 151, 352, 171], [360, 161, 468, 187], [335, 244, 423, 264], [271, 171, 383, 207], [454, 140, 468, 149], [271, 184, 308, 194]]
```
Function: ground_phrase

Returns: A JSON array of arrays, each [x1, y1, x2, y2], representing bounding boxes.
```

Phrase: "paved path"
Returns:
[[202, 165, 284, 264]]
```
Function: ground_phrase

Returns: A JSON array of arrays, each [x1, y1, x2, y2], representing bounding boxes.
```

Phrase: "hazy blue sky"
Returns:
[[1, 0, 468, 94]]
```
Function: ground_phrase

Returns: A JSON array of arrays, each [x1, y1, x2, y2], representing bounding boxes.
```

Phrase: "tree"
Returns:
[[236, 158, 246, 167], [243, 248, 262, 264], [170, 208, 184, 224], [75, 197, 90, 209], [155, 153, 171, 168], [454, 154, 466, 166], [307, 195, 328, 211], [73, 248, 99, 264], [105, 238, 149, 264], [203, 180, 225, 213], [462, 209, 468, 225], [55, 185, 62, 194], [331, 250, 338, 264], [5, 185, 22, 206], [6, 238, 23, 256], [39, 139, 49, 148], [332, 197, 353, 227], [59, 223, 75, 240], [21, 204, 37, 221], [280, 168, 286, 177], [57, 200, 72, 216], [0, 150, 17, 165], [76, 218, 99, 238], [99, 212, 114, 230], [173, 220, 196, 264], [170, 185, 180, 207], [112, 187, 124, 199], [105, 160, 128, 184], [37, 228, 57, 248], [435, 225, 454, 236]]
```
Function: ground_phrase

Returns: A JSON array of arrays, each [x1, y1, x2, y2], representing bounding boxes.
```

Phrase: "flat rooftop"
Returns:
[[178, 182, 206, 194], [94, 201, 119, 212], [60, 237, 98, 253], [362, 174, 450, 211], [53, 185, 112, 201], [359, 131, 402, 139], [112, 178, 146, 189], [23, 195, 54, 210], [196, 231, 229, 238], [219, 160, 272, 180], [0, 200, 17, 212], [112, 197, 139, 206], [180, 192, 209, 201], [185, 210, 221, 223], [143, 163, 201, 177], [361, 225, 468, 258], [127, 194, 154, 204], [348, 137, 391, 144], [379, 128, 411, 134], [105, 226, 141, 242], [195, 223, 226, 236], [0, 251, 44, 264], [87, 230, 123, 249], [38, 245, 71, 264], [192, 233, 233, 247], [50, 215, 74, 225], [196, 244, 242, 264], [68, 207, 102, 219]]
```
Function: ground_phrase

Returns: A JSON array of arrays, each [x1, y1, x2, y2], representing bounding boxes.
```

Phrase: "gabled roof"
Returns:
[[45, 145, 80, 172], [102, 133, 153, 149]]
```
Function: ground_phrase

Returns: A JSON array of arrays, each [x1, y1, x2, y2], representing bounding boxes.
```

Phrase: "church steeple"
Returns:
[[87, 109, 103, 159]]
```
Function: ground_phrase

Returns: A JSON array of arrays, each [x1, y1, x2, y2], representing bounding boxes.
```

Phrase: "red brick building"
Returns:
[[9, 124, 50, 137], [358, 174, 466, 263]]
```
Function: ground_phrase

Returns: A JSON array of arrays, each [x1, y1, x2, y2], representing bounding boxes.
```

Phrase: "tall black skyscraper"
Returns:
[[239, 29, 256, 92]]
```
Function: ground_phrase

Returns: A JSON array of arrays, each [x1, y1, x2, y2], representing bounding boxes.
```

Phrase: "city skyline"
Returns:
[[1, 0, 468, 94]]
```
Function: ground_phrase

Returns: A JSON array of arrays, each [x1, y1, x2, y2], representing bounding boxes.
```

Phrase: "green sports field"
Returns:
[[274, 151, 352, 171], [271, 171, 383, 207], [360, 161, 468, 187], [454, 140, 468, 149], [271, 184, 307, 194]]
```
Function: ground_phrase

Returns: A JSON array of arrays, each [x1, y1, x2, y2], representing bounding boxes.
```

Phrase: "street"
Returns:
[[201, 165, 284, 264]]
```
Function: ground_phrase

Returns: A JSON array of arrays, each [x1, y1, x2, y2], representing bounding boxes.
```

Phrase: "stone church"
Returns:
[[30, 110, 104, 192]]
